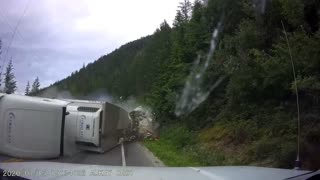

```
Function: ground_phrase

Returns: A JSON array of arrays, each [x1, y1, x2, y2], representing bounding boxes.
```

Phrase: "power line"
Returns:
[[0, 0, 31, 75], [0, 9, 44, 65]]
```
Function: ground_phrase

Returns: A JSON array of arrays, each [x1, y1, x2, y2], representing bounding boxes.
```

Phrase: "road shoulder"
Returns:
[[136, 142, 165, 167]]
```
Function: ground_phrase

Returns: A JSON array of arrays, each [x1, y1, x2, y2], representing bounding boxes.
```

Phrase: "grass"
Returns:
[[143, 125, 201, 167], [142, 118, 299, 168], [144, 139, 201, 166]]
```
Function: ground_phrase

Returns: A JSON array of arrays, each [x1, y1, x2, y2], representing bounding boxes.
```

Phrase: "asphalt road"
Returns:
[[0, 142, 164, 167]]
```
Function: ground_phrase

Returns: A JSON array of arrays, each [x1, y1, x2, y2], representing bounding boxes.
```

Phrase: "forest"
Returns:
[[45, 0, 320, 170]]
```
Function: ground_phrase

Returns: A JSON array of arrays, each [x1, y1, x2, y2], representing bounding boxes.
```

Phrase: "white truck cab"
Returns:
[[0, 93, 69, 159]]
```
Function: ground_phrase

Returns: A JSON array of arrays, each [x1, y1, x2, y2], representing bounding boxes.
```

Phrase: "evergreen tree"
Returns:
[[4, 59, 17, 94], [178, 0, 192, 22], [173, 10, 184, 28], [25, 81, 30, 95], [31, 77, 40, 94]]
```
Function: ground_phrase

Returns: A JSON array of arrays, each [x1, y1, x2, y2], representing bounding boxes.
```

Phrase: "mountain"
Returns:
[[43, 0, 320, 170]]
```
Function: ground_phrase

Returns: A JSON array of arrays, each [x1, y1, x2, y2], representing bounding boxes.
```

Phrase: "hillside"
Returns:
[[46, 0, 320, 170]]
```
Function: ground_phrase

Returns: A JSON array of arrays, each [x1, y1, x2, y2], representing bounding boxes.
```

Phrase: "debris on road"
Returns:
[[127, 106, 159, 141]]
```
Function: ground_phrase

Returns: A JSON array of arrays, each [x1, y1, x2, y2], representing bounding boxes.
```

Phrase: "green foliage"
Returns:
[[25, 81, 30, 95], [143, 125, 200, 167], [4, 60, 17, 94], [144, 139, 201, 167], [294, 76, 320, 93], [30, 77, 40, 95], [162, 124, 195, 149], [251, 137, 296, 168], [280, 0, 304, 27]]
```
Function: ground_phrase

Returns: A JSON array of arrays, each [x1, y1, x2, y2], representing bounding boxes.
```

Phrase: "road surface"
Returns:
[[0, 142, 164, 167]]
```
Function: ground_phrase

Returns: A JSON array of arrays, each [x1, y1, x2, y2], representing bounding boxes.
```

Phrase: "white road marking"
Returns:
[[121, 142, 126, 167]]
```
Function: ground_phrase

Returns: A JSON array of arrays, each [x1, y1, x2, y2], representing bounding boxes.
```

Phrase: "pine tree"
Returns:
[[25, 81, 30, 95], [173, 10, 184, 28], [31, 77, 40, 94], [4, 59, 17, 94], [178, 0, 192, 22]]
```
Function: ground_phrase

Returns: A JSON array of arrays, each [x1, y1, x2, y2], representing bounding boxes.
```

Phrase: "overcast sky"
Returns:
[[0, 0, 181, 93]]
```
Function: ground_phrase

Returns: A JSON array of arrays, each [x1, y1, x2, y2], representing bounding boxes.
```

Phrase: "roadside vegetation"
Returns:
[[144, 125, 201, 167], [47, 0, 320, 170], [144, 119, 298, 168]]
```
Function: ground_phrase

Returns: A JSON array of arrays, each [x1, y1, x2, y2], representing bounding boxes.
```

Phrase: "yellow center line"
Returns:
[[3, 158, 24, 162]]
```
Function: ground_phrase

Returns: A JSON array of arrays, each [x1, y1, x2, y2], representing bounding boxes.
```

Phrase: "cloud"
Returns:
[[0, 0, 181, 93]]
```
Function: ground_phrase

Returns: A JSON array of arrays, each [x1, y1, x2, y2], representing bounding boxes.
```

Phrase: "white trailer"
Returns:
[[62, 99, 131, 153]]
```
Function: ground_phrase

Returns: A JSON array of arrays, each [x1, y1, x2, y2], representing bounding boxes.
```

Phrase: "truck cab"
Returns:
[[0, 93, 69, 159]]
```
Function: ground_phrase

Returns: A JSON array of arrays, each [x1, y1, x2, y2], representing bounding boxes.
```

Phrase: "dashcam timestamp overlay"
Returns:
[[2, 168, 134, 177]]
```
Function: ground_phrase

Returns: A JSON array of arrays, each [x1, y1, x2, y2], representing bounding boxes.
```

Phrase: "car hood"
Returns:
[[0, 162, 312, 180]]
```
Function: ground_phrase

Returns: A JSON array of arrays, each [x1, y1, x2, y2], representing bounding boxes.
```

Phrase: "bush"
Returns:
[[252, 137, 282, 161], [275, 142, 296, 168], [200, 120, 259, 145], [161, 124, 195, 149]]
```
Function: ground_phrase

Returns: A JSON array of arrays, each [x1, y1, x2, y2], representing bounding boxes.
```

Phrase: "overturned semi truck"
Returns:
[[0, 93, 132, 159]]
